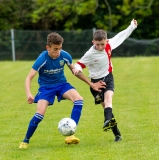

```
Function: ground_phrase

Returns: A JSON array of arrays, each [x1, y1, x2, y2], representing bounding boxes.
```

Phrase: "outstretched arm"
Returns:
[[109, 19, 138, 50]]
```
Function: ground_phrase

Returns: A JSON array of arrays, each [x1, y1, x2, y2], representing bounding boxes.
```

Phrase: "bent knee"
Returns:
[[75, 95, 83, 101]]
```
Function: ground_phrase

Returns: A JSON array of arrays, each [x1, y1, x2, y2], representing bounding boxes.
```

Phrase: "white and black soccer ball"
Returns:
[[58, 118, 77, 136]]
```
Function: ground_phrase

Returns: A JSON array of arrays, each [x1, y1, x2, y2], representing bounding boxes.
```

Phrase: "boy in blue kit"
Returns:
[[19, 32, 105, 148]]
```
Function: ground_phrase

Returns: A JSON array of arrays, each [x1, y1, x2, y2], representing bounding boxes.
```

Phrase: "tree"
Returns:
[[0, 0, 35, 30], [0, 0, 158, 39], [31, 0, 97, 30]]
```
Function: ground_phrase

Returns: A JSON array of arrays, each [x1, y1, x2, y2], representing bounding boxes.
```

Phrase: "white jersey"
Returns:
[[74, 20, 137, 79]]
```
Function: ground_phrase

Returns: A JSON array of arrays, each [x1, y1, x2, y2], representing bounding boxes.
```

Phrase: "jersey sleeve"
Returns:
[[109, 20, 137, 50], [74, 50, 92, 71], [61, 50, 72, 65], [32, 52, 47, 71]]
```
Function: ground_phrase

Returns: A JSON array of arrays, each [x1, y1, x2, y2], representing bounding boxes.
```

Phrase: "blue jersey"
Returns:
[[32, 50, 72, 86]]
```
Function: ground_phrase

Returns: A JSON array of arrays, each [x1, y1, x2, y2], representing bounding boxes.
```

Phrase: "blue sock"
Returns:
[[71, 100, 83, 125], [23, 113, 44, 143]]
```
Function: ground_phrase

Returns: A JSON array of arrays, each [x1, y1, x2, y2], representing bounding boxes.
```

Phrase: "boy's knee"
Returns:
[[79, 96, 83, 101], [75, 95, 83, 101]]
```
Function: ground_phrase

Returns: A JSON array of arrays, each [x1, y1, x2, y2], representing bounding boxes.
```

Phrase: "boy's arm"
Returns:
[[109, 19, 137, 50], [68, 64, 106, 92], [25, 68, 37, 104], [74, 72, 106, 92]]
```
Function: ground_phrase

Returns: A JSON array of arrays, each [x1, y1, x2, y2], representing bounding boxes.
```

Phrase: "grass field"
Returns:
[[0, 57, 159, 160]]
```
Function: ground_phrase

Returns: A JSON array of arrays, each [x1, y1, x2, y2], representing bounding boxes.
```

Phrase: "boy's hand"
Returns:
[[26, 93, 34, 104], [131, 19, 138, 28], [91, 80, 106, 92]]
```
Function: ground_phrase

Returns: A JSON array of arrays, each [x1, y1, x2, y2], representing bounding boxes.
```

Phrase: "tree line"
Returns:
[[0, 0, 158, 39]]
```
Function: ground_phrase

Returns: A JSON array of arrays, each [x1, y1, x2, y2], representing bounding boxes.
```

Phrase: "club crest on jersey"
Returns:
[[59, 60, 64, 66]]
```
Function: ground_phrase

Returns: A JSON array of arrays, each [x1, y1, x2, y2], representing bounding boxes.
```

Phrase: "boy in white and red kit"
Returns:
[[73, 19, 138, 142]]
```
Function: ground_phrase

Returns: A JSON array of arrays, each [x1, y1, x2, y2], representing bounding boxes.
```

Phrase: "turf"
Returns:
[[0, 57, 159, 160]]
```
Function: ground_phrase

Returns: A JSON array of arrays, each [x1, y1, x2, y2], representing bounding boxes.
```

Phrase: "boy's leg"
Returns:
[[19, 100, 48, 149], [103, 110, 122, 142], [61, 86, 83, 125], [102, 91, 115, 131], [104, 107, 112, 120], [19, 113, 44, 148], [60, 86, 83, 144], [23, 113, 44, 143], [103, 107, 117, 131], [111, 113, 122, 142], [111, 125, 122, 142], [70, 100, 83, 124], [65, 100, 83, 144]]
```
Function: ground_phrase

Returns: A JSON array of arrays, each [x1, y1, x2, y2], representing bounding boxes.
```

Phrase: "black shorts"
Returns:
[[90, 72, 114, 105]]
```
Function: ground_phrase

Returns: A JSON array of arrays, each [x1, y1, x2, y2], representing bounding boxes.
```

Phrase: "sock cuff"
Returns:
[[74, 100, 83, 105], [34, 113, 44, 121], [104, 107, 112, 112]]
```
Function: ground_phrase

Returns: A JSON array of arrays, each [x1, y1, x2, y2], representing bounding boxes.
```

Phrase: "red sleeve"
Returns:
[[76, 62, 86, 69]]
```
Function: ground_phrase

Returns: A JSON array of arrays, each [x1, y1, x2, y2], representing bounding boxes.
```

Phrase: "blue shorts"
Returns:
[[34, 82, 75, 105]]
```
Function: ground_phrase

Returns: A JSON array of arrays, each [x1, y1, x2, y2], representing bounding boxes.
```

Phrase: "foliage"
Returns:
[[0, 0, 35, 30], [31, 0, 97, 30], [0, 0, 158, 39], [115, 0, 157, 39]]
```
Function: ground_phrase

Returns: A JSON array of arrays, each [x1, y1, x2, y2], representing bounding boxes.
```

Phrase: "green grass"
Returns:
[[1, 57, 159, 160]]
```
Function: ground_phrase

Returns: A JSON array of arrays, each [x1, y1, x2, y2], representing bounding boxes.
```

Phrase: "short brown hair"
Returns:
[[93, 29, 107, 41], [47, 32, 64, 47]]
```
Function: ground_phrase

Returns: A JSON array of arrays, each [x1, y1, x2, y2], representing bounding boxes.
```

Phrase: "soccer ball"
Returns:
[[58, 118, 77, 136]]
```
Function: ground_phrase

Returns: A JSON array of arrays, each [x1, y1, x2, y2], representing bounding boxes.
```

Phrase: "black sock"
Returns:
[[104, 107, 112, 121], [111, 125, 121, 136], [111, 113, 121, 136]]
